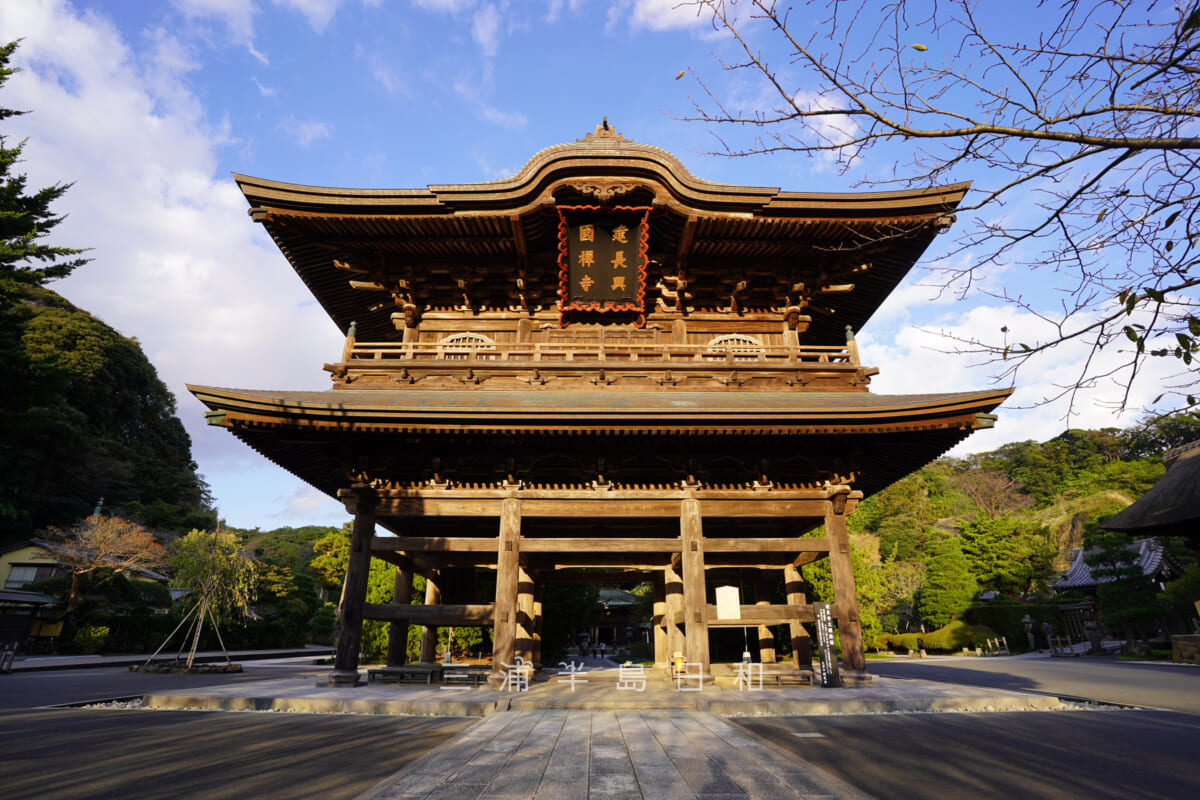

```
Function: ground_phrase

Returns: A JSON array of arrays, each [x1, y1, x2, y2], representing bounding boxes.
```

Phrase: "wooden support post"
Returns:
[[680, 499, 710, 676], [784, 564, 812, 671], [652, 571, 667, 669], [827, 501, 867, 676], [491, 498, 521, 678], [517, 564, 535, 666], [755, 571, 776, 663], [419, 571, 441, 663], [330, 486, 374, 685], [664, 561, 685, 673], [387, 567, 413, 666], [532, 579, 543, 670]]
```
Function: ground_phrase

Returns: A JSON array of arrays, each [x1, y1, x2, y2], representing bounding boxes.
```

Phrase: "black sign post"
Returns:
[[814, 601, 842, 688]]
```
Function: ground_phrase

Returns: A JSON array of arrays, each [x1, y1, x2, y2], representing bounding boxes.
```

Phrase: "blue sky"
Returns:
[[1, 1, 1175, 531]]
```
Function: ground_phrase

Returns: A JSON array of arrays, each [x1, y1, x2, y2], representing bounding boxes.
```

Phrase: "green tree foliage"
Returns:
[[802, 535, 884, 648], [310, 525, 424, 661], [876, 557, 925, 634], [959, 517, 1056, 597], [1120, 412, 1200, 459], [170, 529, 257, 622], [0, 41, 88, 296], [0, 289, 214, 537], [1082, 531, 1165, 643], [918, 537, 977, 630]]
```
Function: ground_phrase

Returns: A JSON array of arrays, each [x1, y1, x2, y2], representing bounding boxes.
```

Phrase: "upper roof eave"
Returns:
[[233, 134, 970, 220]]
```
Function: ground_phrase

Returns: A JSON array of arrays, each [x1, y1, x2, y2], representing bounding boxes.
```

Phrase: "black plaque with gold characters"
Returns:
[[557, 205, 650, 325], [814, 601, 842, 688]]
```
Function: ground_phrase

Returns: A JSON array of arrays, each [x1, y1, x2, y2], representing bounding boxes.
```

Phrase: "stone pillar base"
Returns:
[[328, 669, 362, 686]]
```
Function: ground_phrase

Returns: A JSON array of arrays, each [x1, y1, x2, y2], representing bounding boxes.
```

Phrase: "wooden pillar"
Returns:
[[491, 498, 521, 677], [754, 571, 776, 663], [330, 486, 374, 685], [387, 567, 413, 666], [680, 498, 710, 675], [784, 563, 812, 670], [827, 499, 867, 675], [419, 572, 441, 663], [532, 579, 543, 670], [517, 564, 535, 666], [652, 571, 667, 669], [664, 560, 685, 673]]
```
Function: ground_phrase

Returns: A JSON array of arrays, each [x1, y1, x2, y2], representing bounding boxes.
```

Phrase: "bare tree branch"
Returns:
[[679, 0, 1200, 412]]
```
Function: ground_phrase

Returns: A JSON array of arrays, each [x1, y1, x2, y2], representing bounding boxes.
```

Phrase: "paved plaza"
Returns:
[[131, 663, 1065, 800], [356, 709, 869, 800]]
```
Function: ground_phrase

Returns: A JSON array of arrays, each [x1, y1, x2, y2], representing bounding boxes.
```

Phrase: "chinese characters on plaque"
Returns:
[[557, 206, 650, 323]]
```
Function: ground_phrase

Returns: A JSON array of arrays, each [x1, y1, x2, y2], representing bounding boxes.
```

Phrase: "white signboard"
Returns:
[[715, 585, 741, 620]]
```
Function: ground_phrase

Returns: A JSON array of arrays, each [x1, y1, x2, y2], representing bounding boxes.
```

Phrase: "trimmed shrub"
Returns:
[[921, 620, 997, 652], [964, 602, 1062, 650]]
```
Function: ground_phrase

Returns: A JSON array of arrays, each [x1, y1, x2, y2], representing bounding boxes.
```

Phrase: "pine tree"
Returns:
[[0, 40, 89, 296]]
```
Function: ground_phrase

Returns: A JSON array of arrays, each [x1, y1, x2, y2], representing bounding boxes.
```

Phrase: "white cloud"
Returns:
[[478, 104, 527, 128], [0, 1, 345, 528], [170, 0, 268, 62], [471, 3, 502, 57], [618, 0, 711, 32], [252, 76, 277, 96], [355, 44, 409, 96], [276, 483, 347, 523], [859, 296, 1183, 455], [545, 0, 584, 23], [278, 116, 334, 146], [412, 0, 478, 12], [274, 0, 344, 32]]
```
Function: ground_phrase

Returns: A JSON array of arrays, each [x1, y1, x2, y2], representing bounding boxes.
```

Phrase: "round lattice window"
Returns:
[[706, 334, 764, 360], [438, 332, 496, 359]]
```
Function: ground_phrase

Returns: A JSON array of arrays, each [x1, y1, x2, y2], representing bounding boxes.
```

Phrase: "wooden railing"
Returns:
[[340, 340, 859, 366], [325, 338, 875, 389]]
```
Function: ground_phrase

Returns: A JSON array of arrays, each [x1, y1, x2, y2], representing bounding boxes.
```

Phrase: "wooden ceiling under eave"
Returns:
[[234, 126, 968, 345]]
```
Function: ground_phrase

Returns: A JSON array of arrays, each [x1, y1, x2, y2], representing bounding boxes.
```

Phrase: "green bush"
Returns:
[[921, 620, 997, 652], [963, 601, 1061, 650], [74, 624, 109, 654], [897, 633, 923, 653]]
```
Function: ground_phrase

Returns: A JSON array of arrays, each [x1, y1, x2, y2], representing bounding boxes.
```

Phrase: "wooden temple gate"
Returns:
[[191, 122, 1010, 687]]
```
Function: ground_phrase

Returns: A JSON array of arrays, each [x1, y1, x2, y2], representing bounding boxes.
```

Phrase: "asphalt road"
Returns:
[[730, 654, 1200, 800], [735, 709, 1200, 800], [0, 660, 474, 800], [866, 653, 1200, 714]]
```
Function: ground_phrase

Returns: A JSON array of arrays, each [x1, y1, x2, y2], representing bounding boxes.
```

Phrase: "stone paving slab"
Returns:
[[354, 710, 873, 800], [140, 673, 1061, 717]]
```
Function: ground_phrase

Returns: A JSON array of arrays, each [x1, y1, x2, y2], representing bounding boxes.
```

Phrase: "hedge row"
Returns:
[[876, 620, 999, 653]]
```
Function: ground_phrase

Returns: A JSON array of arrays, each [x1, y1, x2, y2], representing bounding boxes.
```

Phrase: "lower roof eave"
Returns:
[[187, 385, 1013, 431]]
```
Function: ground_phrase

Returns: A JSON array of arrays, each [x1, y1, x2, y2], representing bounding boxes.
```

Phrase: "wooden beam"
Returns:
[[522, 538, 681, 553], [373, 537, 499, 552], [541, 571, 657, 583], [704, 537, 830, 552], [365, 603, 495, 626]]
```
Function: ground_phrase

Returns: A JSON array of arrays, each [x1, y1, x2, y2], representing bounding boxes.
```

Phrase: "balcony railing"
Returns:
[[325, 338, 875, 389]]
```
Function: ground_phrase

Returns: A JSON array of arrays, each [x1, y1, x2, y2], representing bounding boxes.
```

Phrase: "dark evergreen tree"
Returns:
[[918, 537, 977, 630]]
